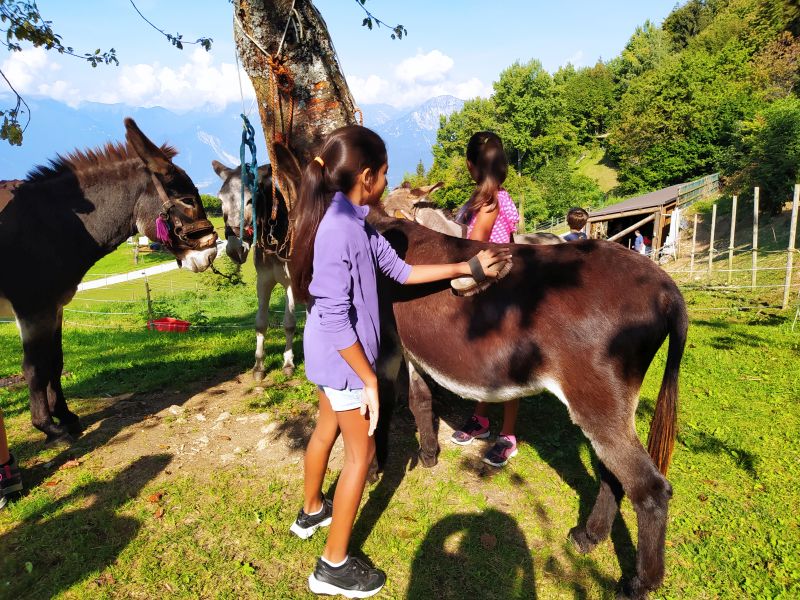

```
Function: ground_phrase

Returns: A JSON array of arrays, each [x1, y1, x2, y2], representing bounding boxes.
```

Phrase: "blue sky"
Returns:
[[1, 0, 678, 111]]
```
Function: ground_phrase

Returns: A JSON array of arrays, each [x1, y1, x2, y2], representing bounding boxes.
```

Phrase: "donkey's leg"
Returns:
[[407, 362, 439, 468], [253, 254, 278, 382], [279, 262, 296, 376], [18, 310, 71, 442], [585, 431, 672, 600], [569, 460, 625, 553], [46, 308, 83, 435]]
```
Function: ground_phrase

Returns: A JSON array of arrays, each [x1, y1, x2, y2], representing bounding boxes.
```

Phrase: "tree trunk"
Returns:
[[233, 0, 357, 167]]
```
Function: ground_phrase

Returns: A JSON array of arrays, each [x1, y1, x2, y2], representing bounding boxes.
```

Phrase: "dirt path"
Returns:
[[65, 373, 332, 478]]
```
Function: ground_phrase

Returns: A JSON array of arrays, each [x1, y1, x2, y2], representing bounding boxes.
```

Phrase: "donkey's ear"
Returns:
[[211, 160, 233, 179], [125, 118, 172, 175], [271, 142, 302, 206]]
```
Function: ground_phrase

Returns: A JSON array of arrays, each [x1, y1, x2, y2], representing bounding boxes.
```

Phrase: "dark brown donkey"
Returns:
[[365, 208, 687, 600], [0, 118, 218, 443], [266, 142, 687, 598]]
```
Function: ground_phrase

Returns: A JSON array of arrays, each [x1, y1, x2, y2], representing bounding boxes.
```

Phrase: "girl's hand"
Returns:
[[360, 384, 380, 436], [475, 248, 512, 278]]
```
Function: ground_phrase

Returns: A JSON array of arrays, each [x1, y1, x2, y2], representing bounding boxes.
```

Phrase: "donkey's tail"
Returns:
[[646, 293, 688, 476]]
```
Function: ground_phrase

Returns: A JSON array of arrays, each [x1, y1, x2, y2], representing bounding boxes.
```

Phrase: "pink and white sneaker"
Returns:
[[451, 416, 490, 445], [482, 435, 518, 467]]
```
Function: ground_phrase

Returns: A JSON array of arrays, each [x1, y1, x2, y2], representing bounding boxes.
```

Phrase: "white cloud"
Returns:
[[3, 48, 255, 112], [348, 74, 392, 105], [1, 48, 55, 92], [395, 50, 453, 83], [349, 50, 491, 109], [36, 80, 82, 108], [98, 49, 255, 111], [2, 46, 485, 113]]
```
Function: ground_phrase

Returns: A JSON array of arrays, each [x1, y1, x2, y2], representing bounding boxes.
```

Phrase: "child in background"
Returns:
[[288, 125, 510, 597], [451, 131, 521, 468], [563, 207, 589, 241]]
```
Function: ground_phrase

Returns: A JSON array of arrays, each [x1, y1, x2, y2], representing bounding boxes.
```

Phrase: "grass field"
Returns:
[[1, 233, 799, 598], [576, 147, 619, 194]]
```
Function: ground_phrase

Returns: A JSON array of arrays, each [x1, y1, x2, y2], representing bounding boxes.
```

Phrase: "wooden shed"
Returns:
[[587, 174, 719, 256]]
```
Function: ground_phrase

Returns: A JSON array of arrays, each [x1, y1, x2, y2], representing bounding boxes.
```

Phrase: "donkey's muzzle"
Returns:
[[225, 235, 250, 264], [173, 219, 217, 250]]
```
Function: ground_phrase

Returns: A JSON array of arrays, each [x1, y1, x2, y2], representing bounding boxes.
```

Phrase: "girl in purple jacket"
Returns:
[[289, 125, 509, 597]]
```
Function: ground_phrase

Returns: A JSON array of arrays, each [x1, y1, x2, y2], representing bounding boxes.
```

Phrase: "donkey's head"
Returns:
[[125, 118, 218, 272], [212, 143, 301, 264], [382, 182, 444, 219], [212, 160, 271, 264]]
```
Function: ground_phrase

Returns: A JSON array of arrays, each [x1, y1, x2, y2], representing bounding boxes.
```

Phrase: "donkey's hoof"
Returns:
[[281, 365, 295, 377], [568, 526, 598, 554], [64, 418, 85, 436], [253, 369, 265, 383], [44, 432, 74, 448], [366, 456, 382, 484], [616, 577, 650, 600], [418, 449, 438, 468]]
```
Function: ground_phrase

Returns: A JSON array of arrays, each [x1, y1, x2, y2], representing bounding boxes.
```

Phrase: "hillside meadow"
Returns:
[[0, 259, 798, 599]]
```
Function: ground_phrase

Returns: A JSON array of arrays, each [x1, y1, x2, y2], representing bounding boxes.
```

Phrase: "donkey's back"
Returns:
[[387, 231, 683, 409]]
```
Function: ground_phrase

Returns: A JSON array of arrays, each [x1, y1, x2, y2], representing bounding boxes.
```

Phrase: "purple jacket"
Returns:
[[304, 191, 412, 390]]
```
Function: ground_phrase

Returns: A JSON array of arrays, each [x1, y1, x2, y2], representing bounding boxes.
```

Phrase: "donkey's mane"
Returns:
[[25, 142, 179, 183]]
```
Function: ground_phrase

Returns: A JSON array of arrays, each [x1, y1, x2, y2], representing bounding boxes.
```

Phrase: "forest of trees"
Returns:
[[421, 0, 800, 225]]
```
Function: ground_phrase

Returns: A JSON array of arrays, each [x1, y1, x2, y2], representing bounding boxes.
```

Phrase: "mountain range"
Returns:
[[0, 95, 464, 192]]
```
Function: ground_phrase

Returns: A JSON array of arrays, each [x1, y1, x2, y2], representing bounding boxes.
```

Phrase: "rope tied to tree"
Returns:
[[239, 113, 259, 246], [266, 51, 295, 218]]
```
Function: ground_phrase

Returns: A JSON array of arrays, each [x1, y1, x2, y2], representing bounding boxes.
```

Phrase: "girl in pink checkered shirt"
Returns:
[[453, 131, 522, 468]]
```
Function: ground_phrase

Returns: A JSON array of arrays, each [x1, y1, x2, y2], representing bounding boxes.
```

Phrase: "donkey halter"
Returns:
[[151, 174, 215, 249]]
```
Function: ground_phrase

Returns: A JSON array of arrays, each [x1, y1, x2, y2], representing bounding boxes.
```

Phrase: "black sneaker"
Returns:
[[308, 555, 386, 598], [290, 495, 333, 539], [0, 454, 23, 505]]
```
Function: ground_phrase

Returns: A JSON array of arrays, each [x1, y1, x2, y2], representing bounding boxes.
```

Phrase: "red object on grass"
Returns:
[[147, 317, 191, 332]]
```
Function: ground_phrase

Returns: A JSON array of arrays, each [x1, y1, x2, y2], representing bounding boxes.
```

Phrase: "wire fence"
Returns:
[[2, 185, 799, 333]]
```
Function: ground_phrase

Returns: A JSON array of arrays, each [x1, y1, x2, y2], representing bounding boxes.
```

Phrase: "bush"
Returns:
[[201, 194, 222, 216], [200, 254, 244, 290], [744, 97, 800, 214]]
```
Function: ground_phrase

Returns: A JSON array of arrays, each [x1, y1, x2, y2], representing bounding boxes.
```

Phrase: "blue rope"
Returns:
[[239, 114, 259, 244]]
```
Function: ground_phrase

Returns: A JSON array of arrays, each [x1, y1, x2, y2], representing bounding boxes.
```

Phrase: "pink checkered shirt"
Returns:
[[466, 189, 519, 243]]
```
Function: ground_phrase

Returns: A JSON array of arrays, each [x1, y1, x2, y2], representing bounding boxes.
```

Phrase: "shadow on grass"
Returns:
[[11, 333, 292, 492], [433, 388, 637, 585], [406, 509, 536, 599], [355, 377, 636, 596], [0, 454, 170, 600], [638, 397, 760, 478]]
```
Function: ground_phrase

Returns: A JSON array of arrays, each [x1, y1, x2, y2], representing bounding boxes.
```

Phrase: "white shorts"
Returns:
[[319, 386, 363, 412]]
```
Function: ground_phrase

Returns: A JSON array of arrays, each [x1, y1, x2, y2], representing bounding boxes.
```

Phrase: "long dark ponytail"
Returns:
[[290, 125, 388, 303], [456, 131, 508, 224]]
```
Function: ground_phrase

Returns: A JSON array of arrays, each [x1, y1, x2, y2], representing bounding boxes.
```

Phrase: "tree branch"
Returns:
[[353, 0, 407, 40], [128, 1, 213, 51], [0, 67, 29, 146]]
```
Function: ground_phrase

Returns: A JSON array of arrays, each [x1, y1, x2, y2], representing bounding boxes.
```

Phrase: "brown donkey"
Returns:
[[0, 119, 218, 443], [371, 210, 686, 600], [272, 146, 686, 598]]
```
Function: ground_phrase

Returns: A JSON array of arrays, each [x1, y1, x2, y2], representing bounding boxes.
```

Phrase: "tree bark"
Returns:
[[233, 0, 357, 167]]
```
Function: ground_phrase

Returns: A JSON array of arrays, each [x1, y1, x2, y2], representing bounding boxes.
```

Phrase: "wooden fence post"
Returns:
[[144, 275, 153, 324], [708, 203, 717, 276], [690, 213, 698, 278], [728, 195, 737, 285], [782, 184, 799, 309], [752, 187, 760, 288]]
